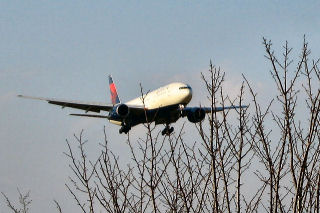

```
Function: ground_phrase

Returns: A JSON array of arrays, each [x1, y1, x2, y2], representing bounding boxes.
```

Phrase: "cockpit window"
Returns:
[[179, 85, 192, 90]]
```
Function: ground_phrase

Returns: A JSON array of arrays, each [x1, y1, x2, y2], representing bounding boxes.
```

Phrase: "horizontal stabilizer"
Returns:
[[70, 113, 110, 118]]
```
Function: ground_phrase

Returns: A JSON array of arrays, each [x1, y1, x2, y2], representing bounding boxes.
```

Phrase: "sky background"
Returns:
[[1, 0, 320, 212]]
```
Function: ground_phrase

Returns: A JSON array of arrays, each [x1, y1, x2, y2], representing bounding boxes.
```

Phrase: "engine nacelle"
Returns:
[[186, 108, 205, 123], [116, 104, 129, 118]]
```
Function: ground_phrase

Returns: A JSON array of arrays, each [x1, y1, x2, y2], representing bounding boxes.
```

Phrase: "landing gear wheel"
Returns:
[[161, 129, 166, 136], [162, 126, 174, 136], [119, 125, 131, 134]]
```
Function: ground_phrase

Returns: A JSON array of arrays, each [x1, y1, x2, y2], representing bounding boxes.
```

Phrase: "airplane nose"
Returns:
[[178, 84, 193, 104]]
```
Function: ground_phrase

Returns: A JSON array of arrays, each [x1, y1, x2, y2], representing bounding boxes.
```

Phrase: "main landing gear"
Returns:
[[162, 125, 174, 136], [119, 125, 131, 134]]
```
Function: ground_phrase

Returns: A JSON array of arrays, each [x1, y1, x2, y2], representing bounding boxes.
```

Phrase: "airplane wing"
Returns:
[[69, 113, 110, 118], [202, 105, 248, 113], [183, 105, 247, 115], [18, 95, 114, 113], [181, 105, 248, 123]]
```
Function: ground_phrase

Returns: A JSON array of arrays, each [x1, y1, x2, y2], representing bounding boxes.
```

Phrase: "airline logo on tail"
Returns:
[[108, 75, 121, 105]]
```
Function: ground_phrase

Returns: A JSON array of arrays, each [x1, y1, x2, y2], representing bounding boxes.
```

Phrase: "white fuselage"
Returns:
[[126, 82, 192, 109]]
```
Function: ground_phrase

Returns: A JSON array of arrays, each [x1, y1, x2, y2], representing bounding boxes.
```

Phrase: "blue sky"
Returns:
[[1, 1, 320, 211]]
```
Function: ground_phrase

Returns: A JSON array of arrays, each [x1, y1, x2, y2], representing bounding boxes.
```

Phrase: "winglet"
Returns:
[[108, 75, 121, 105]]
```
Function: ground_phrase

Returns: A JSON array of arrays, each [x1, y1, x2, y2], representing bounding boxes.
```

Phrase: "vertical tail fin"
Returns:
[[108, 75, 121, 105]]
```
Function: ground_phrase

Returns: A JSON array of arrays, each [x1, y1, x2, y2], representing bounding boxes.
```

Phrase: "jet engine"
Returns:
[[116, 104, 129, 118], [186, 107, 205, 123]]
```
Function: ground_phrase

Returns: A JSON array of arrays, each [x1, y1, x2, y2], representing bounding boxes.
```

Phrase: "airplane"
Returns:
[[18, 75, 247, 135]]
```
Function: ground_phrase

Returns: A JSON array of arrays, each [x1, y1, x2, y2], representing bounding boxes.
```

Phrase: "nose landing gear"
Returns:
[[162, 125, 174, 136]]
